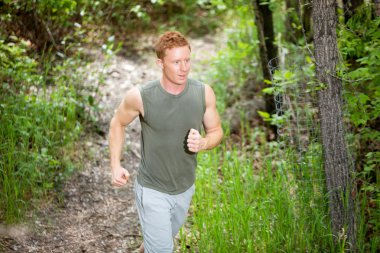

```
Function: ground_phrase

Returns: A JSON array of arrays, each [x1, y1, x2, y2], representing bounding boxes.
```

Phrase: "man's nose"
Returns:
[[180, 61, 189, 71]]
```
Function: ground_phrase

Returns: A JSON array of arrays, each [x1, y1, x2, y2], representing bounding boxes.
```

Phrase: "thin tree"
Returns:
[[251, 0, 276, 117], [374, 0, 380, 16], [312, 0, 356, 250], [284, 0, 312, 43]]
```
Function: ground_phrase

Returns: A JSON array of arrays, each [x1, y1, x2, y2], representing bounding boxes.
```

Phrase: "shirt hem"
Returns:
[[136, 175, 194, 195]]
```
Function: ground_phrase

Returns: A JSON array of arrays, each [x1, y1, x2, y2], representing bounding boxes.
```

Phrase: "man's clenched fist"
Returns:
[[111, 166, 130, 187], [187, 128, 206, 153]]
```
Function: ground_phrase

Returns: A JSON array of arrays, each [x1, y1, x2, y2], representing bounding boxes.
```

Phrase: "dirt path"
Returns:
[[1, 34, 219, 253]]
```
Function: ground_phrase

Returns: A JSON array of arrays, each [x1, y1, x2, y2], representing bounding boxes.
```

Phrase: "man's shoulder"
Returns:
[[188, 78, 204, 88], [139, 80, 160, 92]]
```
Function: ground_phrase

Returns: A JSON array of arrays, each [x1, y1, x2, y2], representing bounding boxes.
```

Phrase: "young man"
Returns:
[[109, 31, 223, 253]]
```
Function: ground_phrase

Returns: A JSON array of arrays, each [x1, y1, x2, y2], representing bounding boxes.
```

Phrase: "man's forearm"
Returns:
[[201, 127, 223, 151], [109, 117, 126, 169]]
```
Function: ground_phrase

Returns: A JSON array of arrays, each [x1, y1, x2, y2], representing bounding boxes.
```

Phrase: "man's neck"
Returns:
[[160, 78, 187, 95]]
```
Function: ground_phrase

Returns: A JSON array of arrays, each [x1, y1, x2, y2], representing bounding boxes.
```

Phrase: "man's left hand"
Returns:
[[187, 128, 206, 153]]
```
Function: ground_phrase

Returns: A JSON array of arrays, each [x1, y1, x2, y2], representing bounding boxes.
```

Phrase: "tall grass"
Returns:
[[0, 40, 91, 223], [179, 127, 371, 252], [182, 2, 376, 251], [0, 86, 81, 223]]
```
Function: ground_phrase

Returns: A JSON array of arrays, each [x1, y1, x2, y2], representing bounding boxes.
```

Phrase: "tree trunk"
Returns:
[[285, 0, 312, 43], [374, 0, 380, 16], [252, 0, 276, 116], [260, 2, 276, 63], [312, 0, 356, 250], [302, 0, 313, 42], [284, 0, 299, 43]]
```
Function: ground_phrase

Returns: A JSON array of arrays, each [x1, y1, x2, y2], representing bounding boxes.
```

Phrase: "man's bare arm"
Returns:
[[187, 84, 223, 152], [109, 87, 143, 186], [201, 84, 223, 150]]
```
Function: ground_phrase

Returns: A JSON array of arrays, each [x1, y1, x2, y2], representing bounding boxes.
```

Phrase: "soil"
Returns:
[[0, 34, 220, 253]]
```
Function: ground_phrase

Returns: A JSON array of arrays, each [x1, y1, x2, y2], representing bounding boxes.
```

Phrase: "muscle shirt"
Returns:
[[137, 79, 206, 194]]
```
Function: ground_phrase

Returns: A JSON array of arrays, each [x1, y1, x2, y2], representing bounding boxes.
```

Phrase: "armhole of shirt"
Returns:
[[201, 83, 206, 114], [138, 86, 147, 120]]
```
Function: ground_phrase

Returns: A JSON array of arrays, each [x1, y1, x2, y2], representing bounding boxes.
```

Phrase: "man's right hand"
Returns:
[[111, 166, 130, 187]]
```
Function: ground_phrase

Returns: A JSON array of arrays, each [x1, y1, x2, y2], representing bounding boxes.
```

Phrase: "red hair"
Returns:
[[155, 31, 191, 59]]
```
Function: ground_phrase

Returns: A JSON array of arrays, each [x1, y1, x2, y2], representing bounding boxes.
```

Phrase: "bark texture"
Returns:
[[312, 0, 356, 250], [374, 0, 380, 16], [252, 0, 276, 115], [252, 0, 276, 81]]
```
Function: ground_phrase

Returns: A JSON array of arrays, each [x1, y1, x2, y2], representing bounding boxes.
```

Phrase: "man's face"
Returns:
[[158, 45, 191, 86]]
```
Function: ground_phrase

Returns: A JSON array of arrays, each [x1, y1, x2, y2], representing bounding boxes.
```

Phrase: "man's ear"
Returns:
[[157, 58, 163, 69]]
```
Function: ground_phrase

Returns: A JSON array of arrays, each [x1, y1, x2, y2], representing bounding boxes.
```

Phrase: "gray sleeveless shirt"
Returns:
[[137, 79, 205, 194]]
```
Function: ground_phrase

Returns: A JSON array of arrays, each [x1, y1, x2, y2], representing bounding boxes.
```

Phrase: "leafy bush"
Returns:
[[0, 39, 87, 223], [0, 0, 226, 53], [0, 0, 79, 50], [339, 6, 380, 250], [81, 0, 225, 32], [202, 4, 259, 113]]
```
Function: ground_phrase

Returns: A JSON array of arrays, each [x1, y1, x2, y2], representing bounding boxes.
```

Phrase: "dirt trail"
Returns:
[[1, 34, 219, 253]]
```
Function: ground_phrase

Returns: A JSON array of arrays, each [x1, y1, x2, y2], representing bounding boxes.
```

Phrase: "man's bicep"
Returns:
[[203, 85, 221, 133], [115, 88, 142, 126], [203, 107, 221, 133]]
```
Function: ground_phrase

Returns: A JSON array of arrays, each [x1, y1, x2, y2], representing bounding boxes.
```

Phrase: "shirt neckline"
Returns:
[[158, 79, 189, 98]]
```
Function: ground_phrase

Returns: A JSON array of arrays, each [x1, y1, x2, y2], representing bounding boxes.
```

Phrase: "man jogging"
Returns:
[[108, 31, 223, 253]]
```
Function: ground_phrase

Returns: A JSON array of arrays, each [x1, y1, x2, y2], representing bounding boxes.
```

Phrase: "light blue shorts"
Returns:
[[134, 179, 195, 253]]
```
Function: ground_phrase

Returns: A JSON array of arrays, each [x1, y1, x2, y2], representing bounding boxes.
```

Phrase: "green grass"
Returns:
[[0, 39, 90, 223], [179, 128, 372, 252], [0, 85, 81, 223]]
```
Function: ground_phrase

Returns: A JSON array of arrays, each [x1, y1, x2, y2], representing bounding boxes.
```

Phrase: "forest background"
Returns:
[[0, 0, 379, 252]]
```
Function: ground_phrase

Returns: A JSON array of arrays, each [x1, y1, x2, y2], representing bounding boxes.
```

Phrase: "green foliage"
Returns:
[[203, 0, 291, 115], [260, 52, 320, 130], [77, 0, 226, 35], [35, 0, 77, 24], [198, 2, 377, 250], [339, 6, 380, 249], [0, 0, 80, 50], [179, 128, 350, 252], [0, 38, 90, 223], [0, 0, 226, 55], [202, 4, 259, 113], [2, 0, 77, 22], [340, 11, 380, 127], [0, 39, 41, 88]]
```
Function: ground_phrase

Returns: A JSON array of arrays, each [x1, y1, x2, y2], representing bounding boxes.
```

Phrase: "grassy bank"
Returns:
[[180, 130, 373, 252], [0, 39, 95, 223], [179, 4, 379, 251]]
